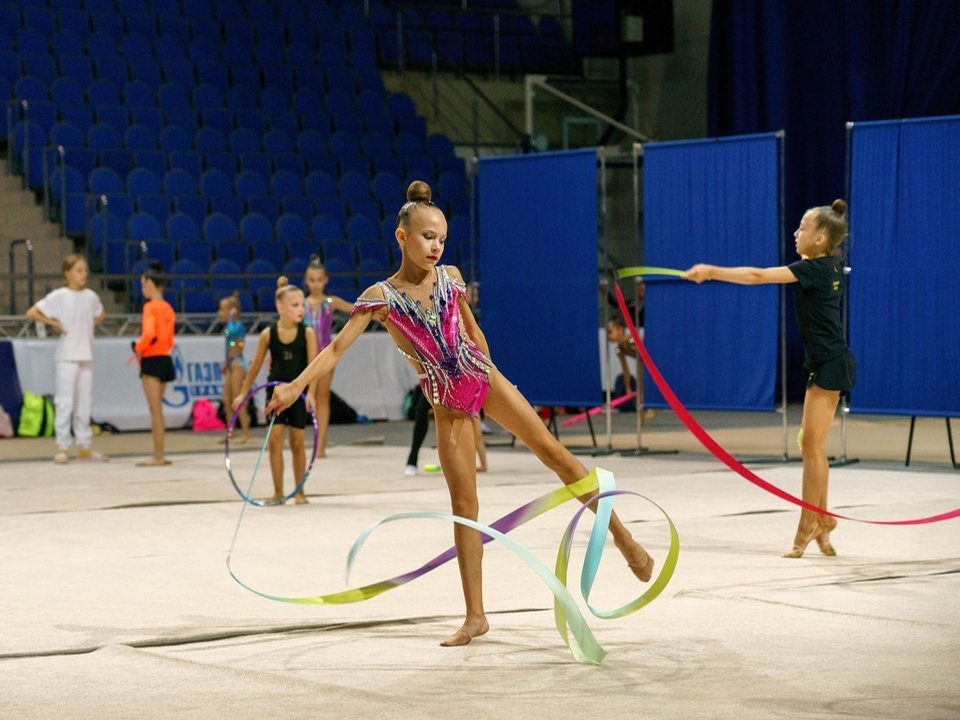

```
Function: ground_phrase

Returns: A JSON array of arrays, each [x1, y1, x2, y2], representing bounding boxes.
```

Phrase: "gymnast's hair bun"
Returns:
[[407, 180, 432, 203], [277, 275, 289, 289], [149, 259, 163, 273], [831, 198, 848, 216]]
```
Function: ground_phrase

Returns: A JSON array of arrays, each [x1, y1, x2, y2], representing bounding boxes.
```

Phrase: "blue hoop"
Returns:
[[225, 381, 319, 506]]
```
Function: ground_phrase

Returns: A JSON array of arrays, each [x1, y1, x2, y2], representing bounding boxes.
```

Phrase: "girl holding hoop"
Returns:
[[235, 278, 317, 504], [685, 199, 856, 558], [302, 256, 353, 458], [266, 181, 656, 647]]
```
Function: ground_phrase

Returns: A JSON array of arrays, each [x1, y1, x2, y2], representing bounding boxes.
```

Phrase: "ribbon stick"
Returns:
[[617, 266, 687, 279], [228, 468, 680, 664], [613, 273, 960, 526]]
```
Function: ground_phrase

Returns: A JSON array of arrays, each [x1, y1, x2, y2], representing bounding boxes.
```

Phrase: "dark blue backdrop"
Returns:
[[643, 133, 782, 411], [848, 116, 960, 416], [708, 0, 960, 397], [477, 149, 601, 406]]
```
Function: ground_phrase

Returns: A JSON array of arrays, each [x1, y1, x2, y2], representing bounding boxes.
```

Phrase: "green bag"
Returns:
[[17, 392, 54, 437]]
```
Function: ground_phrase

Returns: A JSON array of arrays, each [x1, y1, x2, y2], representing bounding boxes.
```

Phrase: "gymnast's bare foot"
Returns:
[[816, 516, 838, 556], [440, 617, 489, 647], [265, 493, 285, 504], [617, 538, 655, 582], [294, 492, 309, 504], [783, 524, 822, 558]]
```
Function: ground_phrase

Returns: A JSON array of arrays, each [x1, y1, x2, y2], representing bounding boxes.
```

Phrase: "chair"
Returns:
[[329, 131, 360, 158], [209, 258, 243, 290], [126, 167, 162, 196], [438, 171, 468, 202], [123, 124, 158, 153], [88, 166, 125, 196], [356, 240, 391, 268], [50, 122, 85, 152], [193, 84, 224, 113], [181, 288, 218, 313], [239, 213, 274, 245], [136, 195, 171, 226], [199, 168, 233, 198], [89, 78, 122, 106], [322, 239, 356, 268], [208, 196, 244, 225], [160, 126, 192, 153], [305, 170, 337, 199], [164, 168, 198, 198], [170, 259, 207, 291], [372, 172, 404, 205], [229, 128, 261, 155], [169, 152, 202, 180], [347, 215, 379, 241], [283, 258, 309, 277], [270, 170, 303, 198], [235, 170, 269, 199], [427, 133, 457, 159], [246, 259, 278, 294], [194, 127, 227, 155], [130, 106, 164, 135], [245, 196, 280, 225], [340, 171, 372, 202], [275, 213, 310, 243], [168, 213, 210, 265], [312, 214, 346, 242], [52, 77, 86, 108]]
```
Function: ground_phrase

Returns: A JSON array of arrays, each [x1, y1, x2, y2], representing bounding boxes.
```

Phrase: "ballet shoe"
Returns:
[[621, 541, 655, 583], [783, 525, 822, 558], [816, 516, 838, 556], [440, 619, 489, 647]]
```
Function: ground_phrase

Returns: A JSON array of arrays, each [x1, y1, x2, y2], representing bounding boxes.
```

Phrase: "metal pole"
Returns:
[[777, 130, 788, 460], [599, 146, 613, 452], [59, 146, 67, 238], [633, 143, 644, 453], [832, 122, 859, 467], [493, 14, 501, 82], [22, 100, 30, 191]]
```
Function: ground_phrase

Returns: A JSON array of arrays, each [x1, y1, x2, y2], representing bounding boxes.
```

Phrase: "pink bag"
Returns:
[[191, 399, 226, 431]]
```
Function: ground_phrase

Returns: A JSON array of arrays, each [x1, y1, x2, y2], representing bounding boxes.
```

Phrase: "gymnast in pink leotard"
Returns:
[[302, 256, 354, 457], [353, 265, 492, 416], [266, 180, 656, 649]]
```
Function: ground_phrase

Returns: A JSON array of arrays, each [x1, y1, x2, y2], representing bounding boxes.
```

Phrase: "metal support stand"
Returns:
[[619, 142, 676, 458], [905, 416, 959, 469]]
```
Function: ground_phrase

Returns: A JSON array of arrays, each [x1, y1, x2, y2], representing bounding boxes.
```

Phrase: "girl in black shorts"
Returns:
[[685, 199, 855, 558], [234, 277, 317, 504]]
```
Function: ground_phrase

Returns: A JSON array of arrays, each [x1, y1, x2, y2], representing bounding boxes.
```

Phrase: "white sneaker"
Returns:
[[54, 451, 69, 464], [404, 465, 417, 476]]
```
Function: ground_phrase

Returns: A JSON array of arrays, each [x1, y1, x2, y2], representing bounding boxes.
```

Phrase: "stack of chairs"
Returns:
[[2, 0, 548, 311]]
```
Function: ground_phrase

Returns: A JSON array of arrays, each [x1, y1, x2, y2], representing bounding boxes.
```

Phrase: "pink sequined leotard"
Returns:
[[303, 297, 334, 351], [352, 266, 492, 416]]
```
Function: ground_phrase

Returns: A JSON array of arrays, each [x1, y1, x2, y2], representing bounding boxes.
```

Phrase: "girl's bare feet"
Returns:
[[440, 617, 489, 647], [618, 539, 655, 582], [294, 492, 309, 504], [783, 524, 822, 558], [265, 493, 285, 504], [816, 516, 838, 556], [136, 458, 171, 467]]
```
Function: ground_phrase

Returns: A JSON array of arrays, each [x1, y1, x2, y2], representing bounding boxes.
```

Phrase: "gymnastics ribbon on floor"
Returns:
[[225, 382, 319, 506], [227, 467, 680, 665], [615, 267, 960, 526]]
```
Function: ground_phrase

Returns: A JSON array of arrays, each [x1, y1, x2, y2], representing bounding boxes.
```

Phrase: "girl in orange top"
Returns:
[[134, 261, 176, 466]]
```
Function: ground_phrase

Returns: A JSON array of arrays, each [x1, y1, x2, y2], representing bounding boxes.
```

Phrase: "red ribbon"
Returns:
[[614, 282, 960, 526]]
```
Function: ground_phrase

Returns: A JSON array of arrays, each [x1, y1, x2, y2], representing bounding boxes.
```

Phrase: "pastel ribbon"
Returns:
[[614, 271, 960, 526], [228, 468, 680, 664], [224, 381, 319, 506]]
